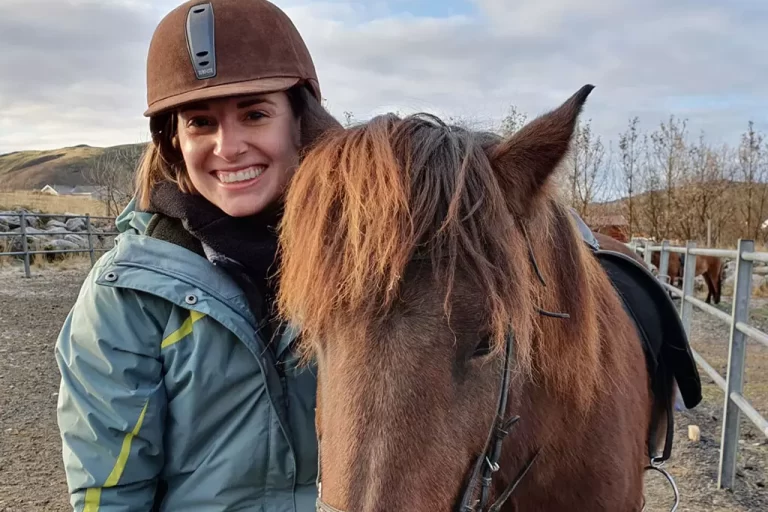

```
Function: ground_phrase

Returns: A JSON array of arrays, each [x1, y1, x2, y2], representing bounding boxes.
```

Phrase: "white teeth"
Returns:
[[217, 166, 265, 183]]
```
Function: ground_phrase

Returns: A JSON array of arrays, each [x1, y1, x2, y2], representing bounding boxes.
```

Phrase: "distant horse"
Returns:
[[594, 223, 630, 243], [594, 231, 647, 267], [277, 86, 687, 511], [651, 251, 724, 304]]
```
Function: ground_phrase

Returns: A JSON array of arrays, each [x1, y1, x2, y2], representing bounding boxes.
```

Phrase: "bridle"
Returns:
[[315, 328, 540, 512], [454, 329, 541, 512]]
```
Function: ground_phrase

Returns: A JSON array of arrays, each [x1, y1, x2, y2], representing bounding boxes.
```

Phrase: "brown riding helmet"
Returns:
[[144, 0, 321, 117]]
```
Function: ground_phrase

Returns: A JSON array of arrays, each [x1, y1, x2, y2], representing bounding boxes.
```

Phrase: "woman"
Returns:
[[54, 0, 341, 510]]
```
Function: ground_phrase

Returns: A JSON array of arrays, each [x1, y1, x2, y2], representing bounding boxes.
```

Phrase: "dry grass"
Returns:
[[0, 237, 94, 270], [0, 190, 106, 216], [721, 281, 768, 299], [28, 252, 94, 270]]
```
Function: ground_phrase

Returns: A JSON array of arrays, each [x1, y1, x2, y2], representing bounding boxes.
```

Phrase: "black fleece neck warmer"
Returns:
[[144, 181, 282, 334]]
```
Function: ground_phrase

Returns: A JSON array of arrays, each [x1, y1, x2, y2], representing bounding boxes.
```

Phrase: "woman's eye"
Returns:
[[188, 117, 212, 128], [246, 111, 267, 121]]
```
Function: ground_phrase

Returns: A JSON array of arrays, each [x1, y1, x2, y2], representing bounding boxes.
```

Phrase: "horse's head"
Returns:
[[278, 86, 597, 511]]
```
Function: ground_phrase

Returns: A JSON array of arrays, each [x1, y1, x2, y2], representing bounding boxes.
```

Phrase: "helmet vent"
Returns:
[[185, 3, 216, 80]]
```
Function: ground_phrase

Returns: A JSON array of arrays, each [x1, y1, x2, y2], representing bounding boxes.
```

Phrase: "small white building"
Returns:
[[40, 184, 60, 195], [39, 184, 101, 198]]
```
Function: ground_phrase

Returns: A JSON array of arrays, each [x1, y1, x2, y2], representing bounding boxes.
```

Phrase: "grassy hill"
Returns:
[[0, 143, 146, 190]]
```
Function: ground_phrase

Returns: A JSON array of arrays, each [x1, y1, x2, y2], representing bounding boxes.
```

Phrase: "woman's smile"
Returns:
[[213, 164, 268, 188]]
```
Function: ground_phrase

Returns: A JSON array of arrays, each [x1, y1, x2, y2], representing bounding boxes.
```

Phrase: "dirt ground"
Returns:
[[0, 262, 766, 511], [642, 293, 768, 512]]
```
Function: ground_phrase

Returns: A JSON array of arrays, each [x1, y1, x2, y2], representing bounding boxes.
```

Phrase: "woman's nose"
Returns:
[[214, 124, 248, 161]]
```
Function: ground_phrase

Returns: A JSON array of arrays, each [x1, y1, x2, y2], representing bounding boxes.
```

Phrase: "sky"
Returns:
[[1, 0, 767, 155]]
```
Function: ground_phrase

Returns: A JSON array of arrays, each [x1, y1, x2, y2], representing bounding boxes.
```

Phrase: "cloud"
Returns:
[[1, 0, 766, 155], [0, 0, 159, 152], [282, 0, 767, 141]]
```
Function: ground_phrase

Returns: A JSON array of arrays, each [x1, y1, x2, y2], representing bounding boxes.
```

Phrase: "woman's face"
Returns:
[[176, 91, 301, 217]]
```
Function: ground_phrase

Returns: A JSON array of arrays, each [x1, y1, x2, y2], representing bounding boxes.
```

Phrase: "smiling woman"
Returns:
[[53, 1, 342, 511]]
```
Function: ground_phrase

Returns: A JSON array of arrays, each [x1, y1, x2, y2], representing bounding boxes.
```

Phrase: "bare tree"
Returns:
[[736, 121, 768, 239], [618, 117, 641, 236], [649, 115, 688, 239], [675, 133, 722, 242], [343, 111, 356, 128], [498, 104, 528, 137], [86, 144, 145, 217], [566, 119, 607, 217], [638, 133, 664, 240], [696, 143, 739, 246]]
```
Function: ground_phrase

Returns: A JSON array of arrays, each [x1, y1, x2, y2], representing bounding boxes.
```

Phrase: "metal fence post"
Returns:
[[680, 240, 697, 336], [643, 240, 653, 268], [659, 240, 670, 284], [718, 238, 754, 489], [20, 211, 31, 278], [85, 214, 95, 266]]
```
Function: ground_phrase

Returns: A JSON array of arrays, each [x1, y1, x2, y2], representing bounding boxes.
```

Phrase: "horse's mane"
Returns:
[[278, 112, 611, 406]]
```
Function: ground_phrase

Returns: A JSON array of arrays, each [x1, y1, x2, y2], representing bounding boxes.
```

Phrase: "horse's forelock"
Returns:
[[277, 113, 533, 358]]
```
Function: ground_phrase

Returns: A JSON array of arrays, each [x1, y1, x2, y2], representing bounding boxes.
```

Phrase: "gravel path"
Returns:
[[0, 262, 766, 511], [640, 294, 768, 511], [0, 264, 89, 511]]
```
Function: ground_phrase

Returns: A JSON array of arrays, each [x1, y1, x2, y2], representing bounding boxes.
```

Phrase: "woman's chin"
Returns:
[[214, 193, 272, 218]]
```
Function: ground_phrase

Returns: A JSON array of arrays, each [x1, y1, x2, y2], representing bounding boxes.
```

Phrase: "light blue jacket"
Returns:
[[55, 199, 319, 511]]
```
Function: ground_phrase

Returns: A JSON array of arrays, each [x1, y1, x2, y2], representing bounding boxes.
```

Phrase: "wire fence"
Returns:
[[628, 238, 768, 490], [0, 211, 119, 278]]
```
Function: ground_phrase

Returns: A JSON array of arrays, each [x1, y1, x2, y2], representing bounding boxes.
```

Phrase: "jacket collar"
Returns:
[[114, 198, 299, 360]]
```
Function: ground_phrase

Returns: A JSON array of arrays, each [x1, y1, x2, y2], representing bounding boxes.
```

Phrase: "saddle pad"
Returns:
[[593, 249, 702, 410]]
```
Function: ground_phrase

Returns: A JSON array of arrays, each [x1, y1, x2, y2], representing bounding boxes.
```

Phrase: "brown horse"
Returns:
[[594, 223, 630, 243], [650, 251, 724, 304], [277, 86, 665, 511], [594, 231, 648, 268]]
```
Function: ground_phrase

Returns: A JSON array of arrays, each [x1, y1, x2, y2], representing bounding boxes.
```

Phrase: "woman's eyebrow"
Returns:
[[236, 97, 276, 109]]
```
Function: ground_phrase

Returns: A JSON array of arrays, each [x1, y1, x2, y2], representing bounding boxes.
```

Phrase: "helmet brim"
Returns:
[[144, 76, 303, 117]]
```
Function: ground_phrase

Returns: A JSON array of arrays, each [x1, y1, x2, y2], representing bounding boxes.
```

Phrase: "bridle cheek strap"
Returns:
[[317, 329, 538, 512], [457, 329, 527, 512]]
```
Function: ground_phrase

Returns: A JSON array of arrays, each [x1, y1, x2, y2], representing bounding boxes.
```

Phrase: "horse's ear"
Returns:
[[489, 84, 594, 214]]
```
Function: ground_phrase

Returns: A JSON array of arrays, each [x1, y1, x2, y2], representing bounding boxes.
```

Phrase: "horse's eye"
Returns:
[[472, 335, 492, 358]]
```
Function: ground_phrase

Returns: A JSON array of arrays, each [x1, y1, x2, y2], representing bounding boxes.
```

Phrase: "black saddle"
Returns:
[[569, 209, 702, 462]]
